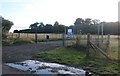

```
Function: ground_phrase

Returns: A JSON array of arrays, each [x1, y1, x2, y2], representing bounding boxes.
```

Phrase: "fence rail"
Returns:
[[7, 33, 118, 40], [6, 33, 118, 60], [89, 41, 111, 60], [86, 33, 118, 60]]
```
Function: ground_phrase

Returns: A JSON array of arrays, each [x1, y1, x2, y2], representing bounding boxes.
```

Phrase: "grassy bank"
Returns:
[[35, 47, 119, 74], [2, 38, 34, 46]]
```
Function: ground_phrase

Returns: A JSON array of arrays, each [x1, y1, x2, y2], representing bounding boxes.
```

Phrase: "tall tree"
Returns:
[[53, 21, 60, 33], [74, 18, 84, 33], [2, 17, 13, 38], [53, 21, 65, 33], [90, 19, 100, 34], [54, 21, 59, 26], [84, 18, 92, 25], [38, 22, 45, 33], [44, 24, 53, 33], [39, 22, 44, 27], [29, 22, 39, 29], [83, 18, 92, 33], [57, 24, 65, 33]]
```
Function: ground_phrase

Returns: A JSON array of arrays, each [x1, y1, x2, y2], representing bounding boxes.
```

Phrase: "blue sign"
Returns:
[[66, 29, 73, 39]]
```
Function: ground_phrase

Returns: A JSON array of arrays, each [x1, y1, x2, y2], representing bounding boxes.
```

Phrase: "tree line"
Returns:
[[14, 18, 119, 35], [14, 21, 68, 34], [2, 16, 119, 36], [74, 18, 119, 35]]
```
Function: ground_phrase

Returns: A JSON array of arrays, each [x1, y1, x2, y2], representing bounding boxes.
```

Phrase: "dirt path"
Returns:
[[2, 42, 62, 74]]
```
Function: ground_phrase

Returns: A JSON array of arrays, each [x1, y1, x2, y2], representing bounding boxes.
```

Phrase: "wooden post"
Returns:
[[18, 33, 20, 38], [84, 34, 86, 40], [12, 33, 13, 38], [35, 33, 37, 43], [97, 24, 100, 47], [63, 26, 66, 47], [79, 30, 81, 44], [107, 34, 110, 46], [101, 23, 104, 43], [87, 33, 90, 57], [17, 33, 20, 38], [105, 34, 110, 51], [17, 30, 20, 38], [90, 41, 111, 60], [62, 33, 65, 47], [35, 28, 38, 44], [27, 33, 28, 38], [76, 32, 79, 47]]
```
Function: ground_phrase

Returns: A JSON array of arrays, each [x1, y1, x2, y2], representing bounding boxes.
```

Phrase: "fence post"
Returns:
[[97, 37, 100, 47], [104, 34, 110, 51], [76, 34, 79, 47], [87, 33, 90, 57], [107, 34, 110, 47], [12, 33, 13, 38], [101, 34, 103, 43], [17, 30, 20, 38], [84, 34, 86, 40], [101, 23, 104, 43], [27, 33, 28, 38], [35, 28, 38, 44], [62, 33, 65, 47], [35, 33, 37, 43]]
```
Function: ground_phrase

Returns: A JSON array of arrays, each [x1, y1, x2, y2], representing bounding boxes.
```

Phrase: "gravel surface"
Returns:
[[2, 42, 62, 74]]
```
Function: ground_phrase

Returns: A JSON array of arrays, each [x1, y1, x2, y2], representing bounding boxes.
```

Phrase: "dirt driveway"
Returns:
[[2, 42, 62, 74]]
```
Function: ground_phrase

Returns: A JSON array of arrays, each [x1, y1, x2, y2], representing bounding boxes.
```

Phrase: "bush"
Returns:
[[13, 38, 34, 45], [2, 38, 34, 46], [2, 40, 11, 46], [2, 33, 7, 39]]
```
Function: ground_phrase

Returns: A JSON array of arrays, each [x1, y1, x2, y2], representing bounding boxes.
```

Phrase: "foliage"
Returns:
[[14, 18, 119, 35], [2, 38, 34, 46], [34, 47, 119, 74], [74, 18, 98, 34], [2, 17, 13, 38], [16, 21, 65, 33], [44, 24, 53, 33], [29, 22, 39, 29], [103, 22, 118, 35], [2, 39, 12, 46], [12, 38, 34, 45]]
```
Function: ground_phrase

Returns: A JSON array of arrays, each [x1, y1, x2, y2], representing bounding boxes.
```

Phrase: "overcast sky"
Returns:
[[0, 0, 119, 32]]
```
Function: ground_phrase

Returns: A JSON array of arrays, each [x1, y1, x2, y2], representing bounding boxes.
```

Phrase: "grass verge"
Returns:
[[34, 47, 119, 74], [2, 38, 34, 46]]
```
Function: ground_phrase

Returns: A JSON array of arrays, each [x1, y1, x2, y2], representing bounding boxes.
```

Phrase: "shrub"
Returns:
[[13, 38, 34, 45], [2, 38, 34, 46], [2, 40, 12, 46]]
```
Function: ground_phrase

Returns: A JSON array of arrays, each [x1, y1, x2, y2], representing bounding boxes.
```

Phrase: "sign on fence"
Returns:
[[66, 29, 73, 39]]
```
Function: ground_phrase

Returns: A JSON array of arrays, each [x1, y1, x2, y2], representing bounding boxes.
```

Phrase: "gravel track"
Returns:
[[2, 42, 62, 74]]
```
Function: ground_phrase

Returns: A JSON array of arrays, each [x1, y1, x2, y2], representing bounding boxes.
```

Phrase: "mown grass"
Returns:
[[34, 47, 119, 74]]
